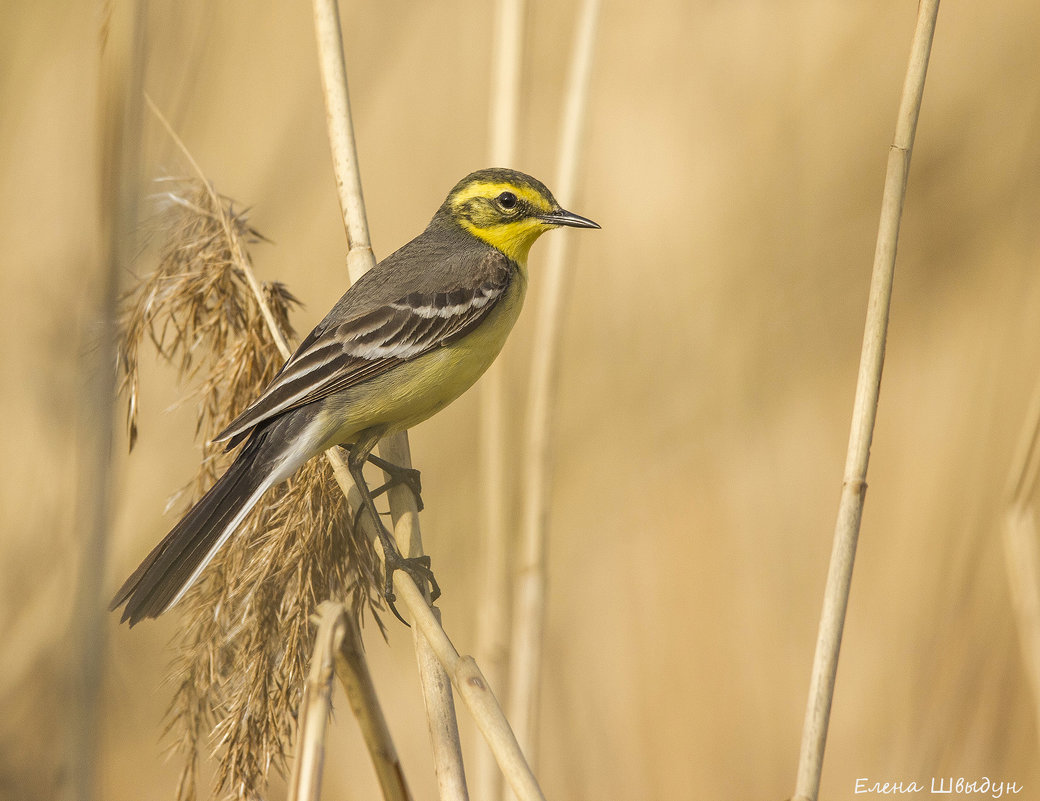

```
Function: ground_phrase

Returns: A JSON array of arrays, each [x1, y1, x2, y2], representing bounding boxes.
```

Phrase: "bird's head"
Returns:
[[439, 168, 599, 263]]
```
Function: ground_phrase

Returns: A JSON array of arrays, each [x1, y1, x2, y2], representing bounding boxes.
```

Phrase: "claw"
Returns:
[[381, 552, 440, 624], [384, 591, 408, 627]]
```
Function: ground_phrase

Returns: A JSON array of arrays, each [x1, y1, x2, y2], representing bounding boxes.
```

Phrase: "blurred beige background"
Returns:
[[3, 1, 1040, 799]]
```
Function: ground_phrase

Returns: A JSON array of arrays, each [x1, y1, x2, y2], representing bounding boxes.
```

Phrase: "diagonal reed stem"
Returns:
[[335, 607, 414, 801], [792, 3, 940, 799]]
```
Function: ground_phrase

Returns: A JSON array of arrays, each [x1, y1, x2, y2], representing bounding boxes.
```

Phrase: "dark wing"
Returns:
[[215, 264, 512, 446]]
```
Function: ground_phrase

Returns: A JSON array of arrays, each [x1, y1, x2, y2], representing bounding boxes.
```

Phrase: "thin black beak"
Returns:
[[539, 208, 601, 229]]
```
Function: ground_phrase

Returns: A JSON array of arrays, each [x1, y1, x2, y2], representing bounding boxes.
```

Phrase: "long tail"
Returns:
[[111, 431, 278, 626]]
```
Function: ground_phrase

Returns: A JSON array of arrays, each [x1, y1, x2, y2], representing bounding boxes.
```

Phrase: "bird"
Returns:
[[110, 167, 599, 626]]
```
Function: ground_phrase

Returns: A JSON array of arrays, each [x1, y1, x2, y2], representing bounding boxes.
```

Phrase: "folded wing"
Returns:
[[216, 269, 511, 447]]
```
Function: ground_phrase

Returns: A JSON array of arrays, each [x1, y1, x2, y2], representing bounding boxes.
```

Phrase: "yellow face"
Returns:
[[449, 179, 561, 263], [442, 168, 599, 262]]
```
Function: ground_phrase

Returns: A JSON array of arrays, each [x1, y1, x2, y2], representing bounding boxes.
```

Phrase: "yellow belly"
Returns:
[[317, 269, 527, 446]]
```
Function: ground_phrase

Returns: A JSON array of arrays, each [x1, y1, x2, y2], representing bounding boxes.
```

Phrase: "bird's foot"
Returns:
[[381, 550, 441, 625], [366, 454, 424, 511]]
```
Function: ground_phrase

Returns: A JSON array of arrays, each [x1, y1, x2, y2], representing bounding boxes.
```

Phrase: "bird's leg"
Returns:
[[337, 447, 423, 509], [340, 446, 385, 532], [344, 438, 440, 624], [365, 452, 424, 511]]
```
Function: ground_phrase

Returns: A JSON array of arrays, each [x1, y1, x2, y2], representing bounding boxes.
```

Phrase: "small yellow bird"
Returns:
[[111, 168, 599, 625]]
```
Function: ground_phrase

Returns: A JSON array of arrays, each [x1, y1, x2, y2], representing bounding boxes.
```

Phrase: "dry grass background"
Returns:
[[2, 1, 1040, 799]]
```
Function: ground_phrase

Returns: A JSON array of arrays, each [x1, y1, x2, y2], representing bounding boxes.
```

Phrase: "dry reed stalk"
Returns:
[[158, 81, 407, 801], [136, 146, 407, 798], [289, 601, 412, 801], [416, 606, 469, 800], [508, 0, 601, 772], [336, 611, 414, 801], [475, 3, 526, 800], [120, 174, 381, 801], [121, 101, 385, 801], [391, 576, 547, 801], [310, 2, 468, 798], [1002, 378, 1040, 739], [149, 95, 406, 801], [287, 602, 347, 801], [792, 3, 941, 800]]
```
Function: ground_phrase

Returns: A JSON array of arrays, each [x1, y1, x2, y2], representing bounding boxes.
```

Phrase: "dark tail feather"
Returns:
[[110, 433, 272, 626]]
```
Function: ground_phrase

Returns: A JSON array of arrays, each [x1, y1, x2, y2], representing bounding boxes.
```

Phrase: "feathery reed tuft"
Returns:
[[118, 177, 383, 801]]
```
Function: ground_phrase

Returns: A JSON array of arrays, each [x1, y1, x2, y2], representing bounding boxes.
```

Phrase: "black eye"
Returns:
[[497, 191, 518, 210]]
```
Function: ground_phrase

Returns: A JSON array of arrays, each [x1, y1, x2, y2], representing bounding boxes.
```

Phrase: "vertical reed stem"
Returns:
[[311, 2, 467, 798], [476, 2, 526, 799], [288, 604, 346, 801], [508, 0, 600, 772], [73, 3, 146, 799], [792, 4, 940, 799]]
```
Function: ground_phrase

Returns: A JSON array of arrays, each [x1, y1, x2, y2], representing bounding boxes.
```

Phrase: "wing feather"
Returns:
[[215, 255, 512, 445]]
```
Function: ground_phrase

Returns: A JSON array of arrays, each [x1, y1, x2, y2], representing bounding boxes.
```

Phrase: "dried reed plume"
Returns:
[[118, 177, 383, 801]]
